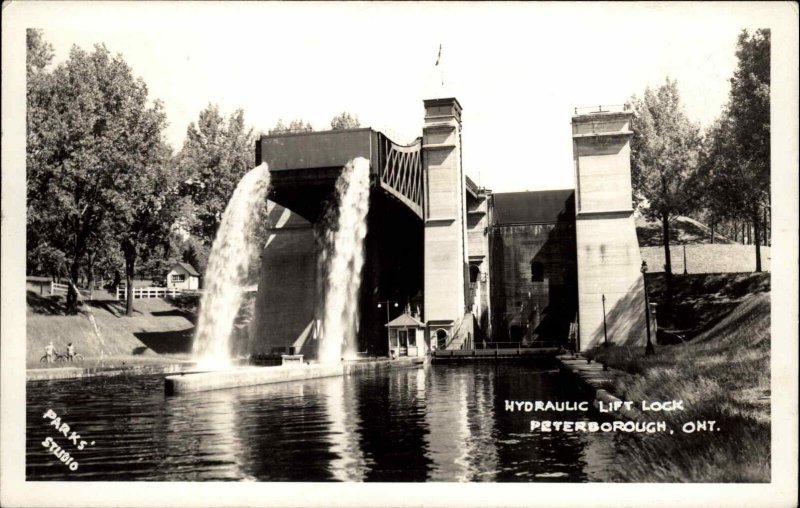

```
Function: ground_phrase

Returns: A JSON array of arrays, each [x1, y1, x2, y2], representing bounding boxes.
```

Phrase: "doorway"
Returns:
[[398, 330, 408, 356]]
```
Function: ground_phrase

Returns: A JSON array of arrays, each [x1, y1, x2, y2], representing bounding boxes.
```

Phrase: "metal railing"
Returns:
[[573, 104, 631, 115], [478, 341, 563, 350]]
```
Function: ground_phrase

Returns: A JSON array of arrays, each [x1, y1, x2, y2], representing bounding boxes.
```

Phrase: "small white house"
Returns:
[[166, 262, 200, 290], [386, 313, 427, 358]]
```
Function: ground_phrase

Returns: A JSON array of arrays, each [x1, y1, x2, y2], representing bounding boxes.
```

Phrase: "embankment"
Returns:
[[26, 292, 196, 367], [579, 292, 770, 482]]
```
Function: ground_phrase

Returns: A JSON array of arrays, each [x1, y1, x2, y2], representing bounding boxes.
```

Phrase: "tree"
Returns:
[[728, 29, 770, 271], [26, 29, 56, 277], [696, 30, 770, 272], [696, 114, 738, 245], [26, 29, 54, 78], [26, 41, 167, 313], [117, 143, 181, 315], [330, 112, 360, 130], [269, 118, 314, 134], [630, 78, 703, 289], [178, 104, 256, 245]]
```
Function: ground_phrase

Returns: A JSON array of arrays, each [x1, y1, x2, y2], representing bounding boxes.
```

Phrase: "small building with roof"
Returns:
[[166, 262, 200, 290], [386, 312, 427, 358]]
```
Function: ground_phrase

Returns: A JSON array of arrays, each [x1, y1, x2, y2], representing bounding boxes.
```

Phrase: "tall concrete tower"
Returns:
[[422, 97, 469, 347], [572, 108, 647, 350]]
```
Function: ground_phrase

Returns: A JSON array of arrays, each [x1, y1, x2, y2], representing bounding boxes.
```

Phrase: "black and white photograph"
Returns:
[[1, 2, 798, 507]]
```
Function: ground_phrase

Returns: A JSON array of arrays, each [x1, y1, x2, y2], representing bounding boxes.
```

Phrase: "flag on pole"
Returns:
[[435, 44, 444, 87]]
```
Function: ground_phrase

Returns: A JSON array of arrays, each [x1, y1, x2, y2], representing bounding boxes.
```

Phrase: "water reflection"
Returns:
[[425, 366, 469, 481], [352, 361, 432, 481], [324, 376, 367, 481], [463, 368, 499, 482], [26, 362, 618, 481]]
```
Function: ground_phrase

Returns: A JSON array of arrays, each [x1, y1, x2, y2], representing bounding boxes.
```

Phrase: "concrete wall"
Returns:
[[252, 202, 319, 357], [573, 111, 647, 350], [573, 113, 634, 214], [575, 141, 633, 212], [423, 98, 468, 341], [489, 221, 577, 344], [466, 189, 491, 339], [575, 215, 647, 348], [466, 211, 487, 257]]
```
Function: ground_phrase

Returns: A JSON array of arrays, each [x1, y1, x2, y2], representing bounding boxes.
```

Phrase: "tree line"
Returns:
[[27, 29, 769, 314], [25, 30, 361, 315], [629, 28, 770, 291]]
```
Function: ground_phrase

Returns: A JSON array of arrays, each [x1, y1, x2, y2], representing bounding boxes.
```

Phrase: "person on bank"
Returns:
[[44, 341, 56, 363], [67, 342, 76, 362]]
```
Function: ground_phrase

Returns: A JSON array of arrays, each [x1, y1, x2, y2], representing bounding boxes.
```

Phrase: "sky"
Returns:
[[33, 2, 783, 193]]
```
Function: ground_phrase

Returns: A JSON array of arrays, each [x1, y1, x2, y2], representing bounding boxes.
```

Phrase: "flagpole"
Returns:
[[440, 45, 444, 88], [435, 43, 444, 88]]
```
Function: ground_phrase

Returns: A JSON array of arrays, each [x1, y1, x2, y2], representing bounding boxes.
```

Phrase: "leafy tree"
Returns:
[[728, 29, 770, 271], [178, 104, 255, 245], [269, 118, 314, 134], [695, 114, 738, 244], [26, 29, 56, 276], [91, 239, 124, 290], [630, 78, 703, 289], [117, 143, 181, 315], [330, 111, 361, 130], [26, 29, 54, 78], [83, 216, 119, 290], [178, 235, 209, 275], [26, 41, 167, 313], [27, 244, 65, 281], [696, 29, 770, 272]]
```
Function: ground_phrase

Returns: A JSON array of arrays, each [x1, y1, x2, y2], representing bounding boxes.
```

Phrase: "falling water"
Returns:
[[193, 163, 271, 369], [319, 157, 370, 363]]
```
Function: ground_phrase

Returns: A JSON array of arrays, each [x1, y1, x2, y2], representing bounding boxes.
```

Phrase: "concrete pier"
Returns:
[[165, 363, 343, 395], [555, 353, 642, 420], [165, 356, 425, 395], [28, 361, 195, 382]]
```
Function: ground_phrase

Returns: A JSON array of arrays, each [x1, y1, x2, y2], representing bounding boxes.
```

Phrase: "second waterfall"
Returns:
[[319, 157, 371, 364]]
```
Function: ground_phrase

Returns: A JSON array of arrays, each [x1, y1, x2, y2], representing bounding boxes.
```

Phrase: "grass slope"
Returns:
[[646, 272, 770, 339], [635, 215, 734, 247], [27, 291, 198, 367], [587, 293, 770, 482], [636, 215, 770, 274]]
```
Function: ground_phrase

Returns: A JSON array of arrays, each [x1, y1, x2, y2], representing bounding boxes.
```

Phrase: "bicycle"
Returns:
[[39, 353, 67, 363], [39, 352, 85, 363]]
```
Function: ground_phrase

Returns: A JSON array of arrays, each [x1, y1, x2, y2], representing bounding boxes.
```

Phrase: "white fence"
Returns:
[[50, 282, 93, 299], [116, 286, 182, 300]]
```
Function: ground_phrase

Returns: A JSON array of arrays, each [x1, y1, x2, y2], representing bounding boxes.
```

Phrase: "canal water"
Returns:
[[26, 362, 618, 481]]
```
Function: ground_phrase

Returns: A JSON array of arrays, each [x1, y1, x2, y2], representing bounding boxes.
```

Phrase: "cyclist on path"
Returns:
[[44, 342, 56, 363]]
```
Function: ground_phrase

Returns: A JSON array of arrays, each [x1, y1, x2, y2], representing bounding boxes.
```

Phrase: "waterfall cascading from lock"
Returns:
[[193, 163, 271, 370], [318, 157, 370, 364]]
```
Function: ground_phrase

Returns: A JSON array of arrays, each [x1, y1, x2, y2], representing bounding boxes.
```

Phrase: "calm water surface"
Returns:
[[27, 362, 618, 481]]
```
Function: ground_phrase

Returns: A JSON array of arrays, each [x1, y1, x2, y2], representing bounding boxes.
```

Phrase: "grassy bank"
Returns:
[[635, 215, 735, 246], [647, 271, 770, 340], [27, 291, 198, 368], [586, 292, 770, 482]]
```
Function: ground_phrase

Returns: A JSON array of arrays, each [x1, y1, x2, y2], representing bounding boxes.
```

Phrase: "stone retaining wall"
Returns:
[[556, 354, 642, 420]]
